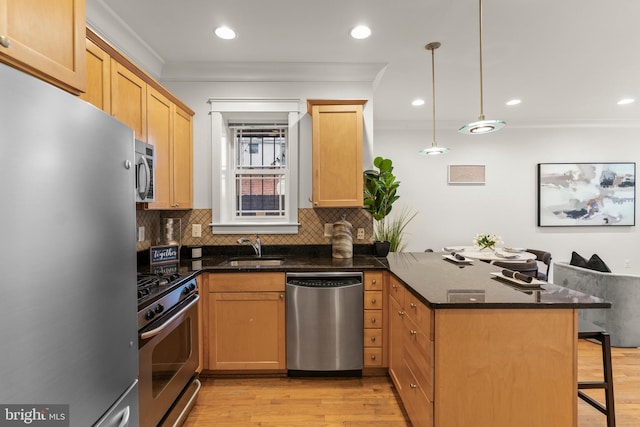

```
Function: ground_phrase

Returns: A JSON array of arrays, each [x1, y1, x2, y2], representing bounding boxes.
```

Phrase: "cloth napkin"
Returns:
[[501, 269, 533, 283]]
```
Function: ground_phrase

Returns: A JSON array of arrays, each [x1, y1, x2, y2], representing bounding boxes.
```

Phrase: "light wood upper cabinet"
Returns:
[[111, 59, 147, 142], [307, 100, 366, 208], [79, 38, 110, 113], [146, 91, 193, 210], [146, 87, 172, 208], [0, 0, 86, 94], [171, 106, 193, 209]]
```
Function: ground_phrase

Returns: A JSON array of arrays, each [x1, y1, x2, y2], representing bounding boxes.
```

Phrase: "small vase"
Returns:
[[479, 245, 495, 252], [374, 241, 391, 257]]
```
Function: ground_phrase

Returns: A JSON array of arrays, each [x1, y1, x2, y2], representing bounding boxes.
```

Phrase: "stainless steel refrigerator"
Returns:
[[0, 63, 139, 426]]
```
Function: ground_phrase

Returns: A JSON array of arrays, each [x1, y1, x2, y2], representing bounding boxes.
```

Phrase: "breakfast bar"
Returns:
[[386, 252, 610, 427]]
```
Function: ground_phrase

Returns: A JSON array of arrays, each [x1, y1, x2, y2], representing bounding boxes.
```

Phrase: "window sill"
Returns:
[[209, 222, 300, 235]]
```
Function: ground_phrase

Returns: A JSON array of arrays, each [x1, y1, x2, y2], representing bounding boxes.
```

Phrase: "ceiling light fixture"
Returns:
[[420, 42, 450, 156], [459, 0, 505, 135], [617, 98, 635, 105], [214, 26, 237, 40], [506, 99, 521, 106], [350, 25, 371, 39], [412, 99, 425, 106]]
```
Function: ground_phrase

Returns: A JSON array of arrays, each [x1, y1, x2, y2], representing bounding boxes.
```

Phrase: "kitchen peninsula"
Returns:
[[171, 248, 609, 427]]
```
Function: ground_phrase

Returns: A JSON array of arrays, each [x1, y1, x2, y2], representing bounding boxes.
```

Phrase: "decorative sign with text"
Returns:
[[150, 244, 180, 265]]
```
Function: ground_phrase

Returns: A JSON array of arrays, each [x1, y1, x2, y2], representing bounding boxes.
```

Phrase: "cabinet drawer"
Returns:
[[364, 309, 383, 328], [403, 359, 434, 427], [364, 291, 383, 309], [364, 328, 382, 347], [405, 292, 433, 340], [364, 271, 384, 291], [209, 272, 285, 292], [364, 347, 383, 367], [404, 316, 434, 402], [389, 276, 405, 307]]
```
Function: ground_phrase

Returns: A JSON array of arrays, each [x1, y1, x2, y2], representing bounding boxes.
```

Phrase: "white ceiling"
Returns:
[[93, 0, 640, 127]]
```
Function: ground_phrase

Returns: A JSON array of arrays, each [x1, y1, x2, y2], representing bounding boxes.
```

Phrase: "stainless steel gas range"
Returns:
[[137, 272, 200, 427]]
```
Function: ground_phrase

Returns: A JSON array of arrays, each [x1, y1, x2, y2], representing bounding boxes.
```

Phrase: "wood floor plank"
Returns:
[[183, 341, 640, 426]]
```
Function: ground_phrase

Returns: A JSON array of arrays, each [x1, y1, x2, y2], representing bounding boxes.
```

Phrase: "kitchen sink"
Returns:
[[224, 257, 285, 267]]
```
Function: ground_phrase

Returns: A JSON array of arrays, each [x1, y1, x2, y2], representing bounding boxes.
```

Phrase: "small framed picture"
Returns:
[[448, 164, 486, 185], [150, 244, 180, 265]]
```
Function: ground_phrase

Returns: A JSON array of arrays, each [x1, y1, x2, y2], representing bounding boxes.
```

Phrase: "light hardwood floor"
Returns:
[[184, 340, 640, 426]]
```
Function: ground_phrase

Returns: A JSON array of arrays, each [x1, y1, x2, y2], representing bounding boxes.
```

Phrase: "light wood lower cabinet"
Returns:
[[388, 274, 578, 427], [206, 272, 286, 371]]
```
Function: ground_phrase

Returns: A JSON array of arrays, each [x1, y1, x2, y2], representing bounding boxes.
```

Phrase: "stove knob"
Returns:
[[189, 283, 196, 291], [145, 310, 155, 320], [154, 304, 163, 314], [182, 287, 190, 295]]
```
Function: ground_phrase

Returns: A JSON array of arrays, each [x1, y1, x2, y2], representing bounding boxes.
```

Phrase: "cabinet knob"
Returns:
[[410, 330, 417, 336], [410, 303, 416, 309], [370, 336, 376, 342], [392, 284, 398, 289], [371, 279, 377, 285], [398, 310, 405, 316], [370, 317, 376, 324], [0, 36, 10, 49], [279, 294, 284, 299], [410, 383, 417, 389], [370, 354, 377, 360], [370, 298, 377, 304]]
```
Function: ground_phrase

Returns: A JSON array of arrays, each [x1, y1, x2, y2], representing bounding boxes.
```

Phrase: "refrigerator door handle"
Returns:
[[140, 295, 199, 340], [137, 156, 151, 200]]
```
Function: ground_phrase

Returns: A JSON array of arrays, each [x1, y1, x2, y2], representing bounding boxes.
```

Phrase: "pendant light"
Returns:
[[459, 0, 505, 134], [420, 42, 450, 156]]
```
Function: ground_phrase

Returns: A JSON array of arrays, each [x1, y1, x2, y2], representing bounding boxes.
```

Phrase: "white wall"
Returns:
[[163, 80, 374, 212], [374, 123, 640, 274]]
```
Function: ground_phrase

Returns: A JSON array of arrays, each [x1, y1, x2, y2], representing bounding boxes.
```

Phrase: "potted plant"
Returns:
[[363, 156, 416, 256]]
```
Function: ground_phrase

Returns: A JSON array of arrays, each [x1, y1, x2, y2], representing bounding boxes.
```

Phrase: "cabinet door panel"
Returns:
[[111, 60, 146, 141], [0, 0, 85, 94], [146, 87, 172, 209], [80, 38, 110, 112], [209, 291, 285, 370], [172, 106, 193, 209]]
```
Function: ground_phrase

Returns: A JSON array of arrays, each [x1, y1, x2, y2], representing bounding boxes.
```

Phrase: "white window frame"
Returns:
[[209, 98, 301, 234]]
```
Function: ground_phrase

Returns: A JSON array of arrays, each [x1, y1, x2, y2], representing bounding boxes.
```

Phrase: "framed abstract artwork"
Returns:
[[537, 162, 636, 226]]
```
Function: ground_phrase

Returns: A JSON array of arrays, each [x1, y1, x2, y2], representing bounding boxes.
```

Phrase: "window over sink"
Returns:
[[209, 99, 301, 234]]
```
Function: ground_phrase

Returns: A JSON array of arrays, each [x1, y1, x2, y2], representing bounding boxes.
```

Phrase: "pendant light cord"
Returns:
[[431, 46, 436, 145], [478, 0, 485, 120]]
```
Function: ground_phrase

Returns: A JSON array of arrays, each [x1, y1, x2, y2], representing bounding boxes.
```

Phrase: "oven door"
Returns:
[[139, 294, 199, 427]]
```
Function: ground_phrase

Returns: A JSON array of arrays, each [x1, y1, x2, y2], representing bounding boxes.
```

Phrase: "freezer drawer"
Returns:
[[94, 381, 139, 427]]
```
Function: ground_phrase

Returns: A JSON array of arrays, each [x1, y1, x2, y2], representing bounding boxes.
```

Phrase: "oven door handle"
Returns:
[[140, 295, 199, 340]]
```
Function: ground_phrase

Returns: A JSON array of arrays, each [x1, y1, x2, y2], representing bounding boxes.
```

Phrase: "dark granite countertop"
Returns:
[[138, 246, 610, 310], [387, 252, 611, 309]]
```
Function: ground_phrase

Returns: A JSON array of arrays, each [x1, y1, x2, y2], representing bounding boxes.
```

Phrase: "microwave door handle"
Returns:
[[137, 157, 150, 200]]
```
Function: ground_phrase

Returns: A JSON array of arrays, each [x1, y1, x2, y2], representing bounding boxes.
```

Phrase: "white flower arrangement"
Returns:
[[473, 233, 502, 250]]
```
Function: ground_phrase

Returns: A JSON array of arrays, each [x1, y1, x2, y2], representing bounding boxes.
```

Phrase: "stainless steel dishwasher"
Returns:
[[286, 271, 363, 374]]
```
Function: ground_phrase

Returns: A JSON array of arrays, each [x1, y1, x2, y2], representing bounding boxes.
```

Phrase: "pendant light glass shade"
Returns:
[[419, 42, 449, 156], [459, 0, 505, 135]]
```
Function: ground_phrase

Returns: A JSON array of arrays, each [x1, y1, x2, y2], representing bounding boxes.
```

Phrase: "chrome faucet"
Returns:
[[237, 235, 261, 257]]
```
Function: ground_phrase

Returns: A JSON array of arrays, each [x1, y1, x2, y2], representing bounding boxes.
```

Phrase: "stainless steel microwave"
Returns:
[[135, 140, 155, 202]]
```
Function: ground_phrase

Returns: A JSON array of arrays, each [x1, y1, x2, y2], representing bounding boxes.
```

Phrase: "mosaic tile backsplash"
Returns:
[[136, 208, 374, 251]]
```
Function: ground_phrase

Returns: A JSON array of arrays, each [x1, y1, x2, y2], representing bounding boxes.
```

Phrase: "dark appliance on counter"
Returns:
[[286, 272, 364, 375], [137, 272, 200, 427]]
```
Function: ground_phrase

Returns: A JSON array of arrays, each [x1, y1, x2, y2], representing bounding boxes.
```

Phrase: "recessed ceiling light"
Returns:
[[350, 25, 371, 39], [214, 26, 237, 40], [617, 98, 635, 105], [506, 99, 521, 106], [411, 99, 425, 107]]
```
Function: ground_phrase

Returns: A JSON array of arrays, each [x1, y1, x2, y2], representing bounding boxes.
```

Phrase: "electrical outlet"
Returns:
[[625, 259, 631, 268], [192, 224, 202, 238], [324, 223, 334, 237], [357, 228, 365, 240], [137, 226, 145, 242]]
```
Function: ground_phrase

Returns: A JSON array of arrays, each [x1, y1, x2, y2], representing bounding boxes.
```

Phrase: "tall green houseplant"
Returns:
[[363, 156, 416, 253]]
